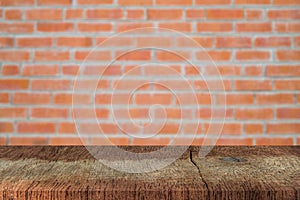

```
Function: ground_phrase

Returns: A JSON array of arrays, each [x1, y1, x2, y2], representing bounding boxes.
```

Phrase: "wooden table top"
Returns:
[[0, 146, 299, 200]]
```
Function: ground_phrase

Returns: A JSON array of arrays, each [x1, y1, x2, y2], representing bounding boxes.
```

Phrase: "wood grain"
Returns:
[[0, 146, 299, 200]]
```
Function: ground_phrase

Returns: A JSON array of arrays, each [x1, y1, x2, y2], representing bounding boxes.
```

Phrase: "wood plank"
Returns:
[[0, 146, 207, 200], [191, 146, 300, 200], [0, 146, 299, 199]]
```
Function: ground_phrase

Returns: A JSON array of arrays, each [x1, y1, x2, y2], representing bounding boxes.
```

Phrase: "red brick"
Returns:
[[216, 37, 252, 48], [236, 108, 273, 120], [17, 37, 52, 47], [31, 108, 68, 119], [66, 9, 83, 19], [0, 138, 6, 145], [0, 37, 13, 47], [235, 80, 272, 91], [266, 65, 300, 76], [236, 23, 272, 32], [198, 108, 233, 119], [267, 123, 300, 134], [13, 93, 51, 104], [0, 79, 29, 90], [62, 65, 79, 75], [148, 9, 182, 20], [257, 94, 294, 104], [277, 108, 300, 119], [0, 23, 34, 33], [0, 122, 13, 133], [156, 0, 192, 5], [197, 22, 232, 32], [75, 79, 110, 90], [200, 51, 231, 61], [116, 50, 150, 61], [144, 65, 180, 76], [244, 124, 263, 134], [295, 36, 300, 46], [54, 93, 90, 105], [135, 94, 172, 105], [117, 22, 153, 32], [244, 66, 263, 76], [2, 65, 19, 76], [49, 137, 88, 145], [83, 65, 121, 76], [236, 50, 270, 60], [159, 22, 192, 32], [194, 80, 232, 91], [73, 108, 109, 119], [80, 123, 119, 134], [126, 9, 145, 19], [118, 0, 152, 5], [206, 65, 241, 76], [26, 9, 62, 20], [0, 0, 34, 6], [184, 65, 201, 75], [58, 122, 76, 134], [204, 123, 242, 135], [78, 23, 112, 32], [256, 138, 293, 145], [277, 50, 300, 61], [217, 94, 254, 105], [5, 9, 22, 20], [137, 37, 172, 47], [86, 9, 123, 19], [0, 93, 9, 103], [186, 9, 204, 19], [38, 0, 71, 5], [75, 51, 111, 61], [196, 0, 230, 4], [176, 37, 214, 48], [37, 23, 74, 32], [235, 0, 270, 4], [9, 137, 48, 145], [274, 0, 300, 5], [156, 51, 190, 61], [274, 80, 300, 90], [0, 50, 30, 61], [255, 37, 291, 47], [268, 10, 300, 20], [34, 51, 69, 61], [31, 80, 70, 90], [132, 138, 170, 145], [0, 108, 26, 118], [216, 138, 253, 145], [22, 65, 59, 76], [207, 9, 244, 19], [77, 0, 112, 4], [246, 10, 263, 20], [276, 23, 300, 32], [95, 93, 132, 104], [96, 37, 133, 46], [57, 37, 93, 47]]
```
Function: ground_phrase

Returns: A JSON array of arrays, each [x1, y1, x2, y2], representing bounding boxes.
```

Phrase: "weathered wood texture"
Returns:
[[0, 146, 299, 200]]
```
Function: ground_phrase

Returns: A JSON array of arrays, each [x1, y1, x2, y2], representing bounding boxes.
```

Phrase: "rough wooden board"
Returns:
[[191, 146, 300, 200], [0, 146, 206, 200], [0, 146, 299, 200]]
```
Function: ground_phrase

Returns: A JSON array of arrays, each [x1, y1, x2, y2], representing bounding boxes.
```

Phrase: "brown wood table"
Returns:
[[0, 146, 299, 200]]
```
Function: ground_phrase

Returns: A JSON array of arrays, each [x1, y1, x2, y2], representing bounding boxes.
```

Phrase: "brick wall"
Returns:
[[0, 0, 299, 146]]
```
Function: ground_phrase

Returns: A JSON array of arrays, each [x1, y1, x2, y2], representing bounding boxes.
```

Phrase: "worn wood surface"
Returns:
[[0, 146, 299, 200]]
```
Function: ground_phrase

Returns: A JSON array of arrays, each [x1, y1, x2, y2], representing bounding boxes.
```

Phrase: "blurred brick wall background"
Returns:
[[0, 0, 299, 146]]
